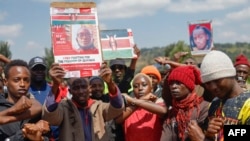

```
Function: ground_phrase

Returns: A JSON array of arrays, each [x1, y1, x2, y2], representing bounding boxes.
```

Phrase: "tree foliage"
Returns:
[[0, 41, 12, 59], [137, 41, 250, 72], [43, 47, 54, 69]]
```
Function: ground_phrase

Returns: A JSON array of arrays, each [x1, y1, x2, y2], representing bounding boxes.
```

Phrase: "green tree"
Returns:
[[164, 43, 175, 57], [44, 47, 54, 82], [43, 47, 54, 69], [0, 41, 12, 59], [164, 41, 190, 62]]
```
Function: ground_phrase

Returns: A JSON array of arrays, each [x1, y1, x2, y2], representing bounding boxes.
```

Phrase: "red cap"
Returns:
[[234, 54, 250, 67], [168, 66, 201, 92]]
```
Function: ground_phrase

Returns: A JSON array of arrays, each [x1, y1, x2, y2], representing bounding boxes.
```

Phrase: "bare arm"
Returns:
[[0, 96, 42, 124], [154, 57, 186, 68], [0, 54, 11, 64], [115, 106, 137, 124], [129, 99, 167, 118], [125, 94, 167, 118], [172, 51, 189, 62], [14, 98, 42, 119], [129, 44, 140, 70]]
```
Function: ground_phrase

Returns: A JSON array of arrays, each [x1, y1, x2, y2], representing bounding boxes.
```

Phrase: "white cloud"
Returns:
[[217, 31, 250, 43], [25, 41, 45, 57], [166, 0, 248, 13], [225, 7, 250, 21], [221, 31, 237, 38], [98, 0, 171, 19], [240, 34, 250, 41], [26, 41, 43, 49], [212, 20, 224, 26], [0, 11, 7, 21], [241, 23, 250, 28], [0, 24, 23, 37]]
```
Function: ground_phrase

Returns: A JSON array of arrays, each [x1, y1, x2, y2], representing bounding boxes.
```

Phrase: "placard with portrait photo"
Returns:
[[188, 20, 214, 55], [50, 2, 102, 77]]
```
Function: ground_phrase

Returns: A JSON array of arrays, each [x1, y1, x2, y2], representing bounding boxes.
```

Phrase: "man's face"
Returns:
[[147, 74, 159, 91], [30, 64, 46, 82], [90, 78, 104, 99], [70, 78, 90, 107], [184, 58, 197, 67], [76, 28, 93, 48], [169, 80, 190, 100], [6, 66, 30, 102], [133, 75, 152, 98], [235, 64, 250, 82], [204, 77, 234, 99], [193, 29, 208, 50], [111, 65, 126, 83]]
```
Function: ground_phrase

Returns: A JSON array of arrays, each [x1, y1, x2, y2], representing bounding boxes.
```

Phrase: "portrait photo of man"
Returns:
[[72, 25, 98, 54]]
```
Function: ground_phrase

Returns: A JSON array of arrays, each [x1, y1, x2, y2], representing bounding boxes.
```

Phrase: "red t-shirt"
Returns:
[[124, 107, 163, 141]]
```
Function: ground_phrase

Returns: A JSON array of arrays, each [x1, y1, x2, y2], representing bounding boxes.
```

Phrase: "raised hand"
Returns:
[[133, 44, 140, 58], [49, 63, 66, 96], [49, 63, 66, 85], [173, 51, 189, 61], [99, 62, 112, 84], [154, 56, 170, 65]]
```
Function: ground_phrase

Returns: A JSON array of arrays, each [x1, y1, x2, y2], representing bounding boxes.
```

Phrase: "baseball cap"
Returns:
[[28, 56, 47, 69], [109, 59, 126, 67]]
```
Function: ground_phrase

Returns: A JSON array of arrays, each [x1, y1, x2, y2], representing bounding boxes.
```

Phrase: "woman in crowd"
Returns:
[[116, 73, 166, 141]]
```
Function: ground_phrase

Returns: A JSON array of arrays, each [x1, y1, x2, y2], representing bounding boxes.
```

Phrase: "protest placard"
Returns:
[[100, 29, 136, 60], [188, 20, 214, 55], [50, 2, 102, 77]]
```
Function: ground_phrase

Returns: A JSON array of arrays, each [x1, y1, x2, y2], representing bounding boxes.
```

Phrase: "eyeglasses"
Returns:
[[78, 33, 91, 38], [31, 65, 46, 71], [111, 65, 125, 71]]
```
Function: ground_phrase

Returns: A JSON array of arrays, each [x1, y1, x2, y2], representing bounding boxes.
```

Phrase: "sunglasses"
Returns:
[[111, 65, 125, 71]]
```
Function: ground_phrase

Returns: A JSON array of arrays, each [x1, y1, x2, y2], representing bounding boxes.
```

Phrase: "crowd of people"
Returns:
[[0, 45, 250, 141]]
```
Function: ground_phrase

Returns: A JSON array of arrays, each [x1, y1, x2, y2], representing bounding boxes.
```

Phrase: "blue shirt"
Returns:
[[29, 83, 51, 104]]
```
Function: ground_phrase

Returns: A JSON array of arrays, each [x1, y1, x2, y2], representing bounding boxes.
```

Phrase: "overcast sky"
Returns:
[[0, 0, 249, 61]]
